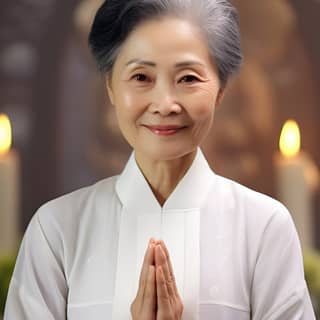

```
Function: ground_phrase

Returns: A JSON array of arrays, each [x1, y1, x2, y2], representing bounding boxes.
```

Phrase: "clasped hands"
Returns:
[[131, 239, 184, 320]]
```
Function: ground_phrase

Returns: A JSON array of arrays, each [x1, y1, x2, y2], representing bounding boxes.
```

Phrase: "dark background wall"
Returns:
[[0, 1, 319, 244]]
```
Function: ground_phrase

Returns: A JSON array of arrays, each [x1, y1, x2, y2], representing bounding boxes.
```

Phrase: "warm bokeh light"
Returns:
[[279, 120, 301, 158], [0, 113, 12, 156]]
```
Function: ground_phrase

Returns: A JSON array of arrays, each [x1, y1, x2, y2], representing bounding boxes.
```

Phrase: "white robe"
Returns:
[[4, 149, 316, 319]]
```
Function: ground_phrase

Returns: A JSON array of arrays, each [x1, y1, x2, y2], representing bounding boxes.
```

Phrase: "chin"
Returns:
[[139, 143, 197, 162]]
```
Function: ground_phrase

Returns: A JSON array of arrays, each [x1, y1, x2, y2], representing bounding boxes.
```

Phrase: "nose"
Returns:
[[148, 84, 182, 116]]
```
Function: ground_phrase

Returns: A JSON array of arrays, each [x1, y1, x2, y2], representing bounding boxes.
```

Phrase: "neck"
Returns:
[[135, 150, 197, 206]]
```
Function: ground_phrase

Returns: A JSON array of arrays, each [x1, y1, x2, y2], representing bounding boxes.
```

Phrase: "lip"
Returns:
[[143, 125, 187, 136]]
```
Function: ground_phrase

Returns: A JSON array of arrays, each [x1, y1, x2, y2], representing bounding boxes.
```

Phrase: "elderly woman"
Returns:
[[4, 0, 316, 319]]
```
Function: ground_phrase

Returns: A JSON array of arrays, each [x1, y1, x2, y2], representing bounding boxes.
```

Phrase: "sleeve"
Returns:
[[3, 211, 68, 319], [250, 205, 316, 320]]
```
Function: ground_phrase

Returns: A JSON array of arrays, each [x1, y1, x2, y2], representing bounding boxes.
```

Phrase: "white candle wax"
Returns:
[[0, 149, 20, 255], [275, 151, 318, 250]]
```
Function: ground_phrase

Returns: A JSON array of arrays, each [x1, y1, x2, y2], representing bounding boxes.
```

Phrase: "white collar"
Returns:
[[115, 147, 216, 212]]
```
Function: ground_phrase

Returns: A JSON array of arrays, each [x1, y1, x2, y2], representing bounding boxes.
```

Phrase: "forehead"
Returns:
[[114, 16, 213, 68]]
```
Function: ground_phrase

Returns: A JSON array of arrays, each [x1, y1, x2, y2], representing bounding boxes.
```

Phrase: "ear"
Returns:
[[106, 76, 115, 106], [215, 86, 226, 107]]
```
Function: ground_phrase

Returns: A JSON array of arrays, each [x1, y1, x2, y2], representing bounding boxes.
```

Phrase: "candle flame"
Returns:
[[279, 120, 301, 158], [0, 113, 12, 156]]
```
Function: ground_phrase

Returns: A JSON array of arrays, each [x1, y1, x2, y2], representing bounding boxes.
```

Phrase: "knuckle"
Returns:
[[144, 290, 153, 301], [169, 272, 176, 283], [166, 278, 173, 287]]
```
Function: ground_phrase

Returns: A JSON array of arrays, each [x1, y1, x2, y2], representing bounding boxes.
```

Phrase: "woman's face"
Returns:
[[107, 16, 224, 162]]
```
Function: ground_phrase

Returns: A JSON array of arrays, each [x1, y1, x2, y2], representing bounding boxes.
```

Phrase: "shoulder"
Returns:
[[211, 174, 303, 280], [24, 176, 120, 272], [211, 174, 296, 253], [33, 175, 120, 239], [214, 174, 290, 222], [36, 175, 118, 225]]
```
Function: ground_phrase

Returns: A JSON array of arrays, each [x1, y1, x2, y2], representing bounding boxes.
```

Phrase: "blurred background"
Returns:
[[0, 0, 320, 317]]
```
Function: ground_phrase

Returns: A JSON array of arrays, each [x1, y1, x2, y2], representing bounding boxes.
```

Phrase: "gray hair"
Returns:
[[88, 0, 243, 86]]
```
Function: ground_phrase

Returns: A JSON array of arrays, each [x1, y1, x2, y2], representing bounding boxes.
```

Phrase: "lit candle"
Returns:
[[275, 120, 319, 250], [0, 113, 20, 255]]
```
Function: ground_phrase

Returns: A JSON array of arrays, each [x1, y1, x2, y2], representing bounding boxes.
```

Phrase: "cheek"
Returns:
[[189, 104, 214, 142], [186, 86, 218, 120], [114, 92, 145, 123], [193, 104, 215, 121], [115, 90, 135, 111], [187, 96, 215, 122]]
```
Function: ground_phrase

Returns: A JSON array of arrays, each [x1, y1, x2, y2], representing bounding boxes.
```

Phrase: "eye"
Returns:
[[131, 73, 150, 82], [179, 75, 200, 84]]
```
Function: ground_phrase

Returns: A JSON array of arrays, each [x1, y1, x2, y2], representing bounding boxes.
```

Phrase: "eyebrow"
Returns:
[[125, 59, 205, 68]]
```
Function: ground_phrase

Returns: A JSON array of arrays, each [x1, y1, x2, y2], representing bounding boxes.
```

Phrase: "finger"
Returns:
[[142, 265, 156, 315], [159, 240, 179, 296], [155, 244, 175, 298], [156, 265, 171, 311], [136, 241, 155, 304], [155, 244, 165, 265], [139, 239, 155, 287]]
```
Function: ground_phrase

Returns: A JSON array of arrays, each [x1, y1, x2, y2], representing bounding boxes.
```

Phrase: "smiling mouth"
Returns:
[[143, 125, 187, 136]]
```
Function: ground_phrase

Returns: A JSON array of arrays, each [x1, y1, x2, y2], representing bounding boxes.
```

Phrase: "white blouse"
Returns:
[[4, 149, 316, 319]]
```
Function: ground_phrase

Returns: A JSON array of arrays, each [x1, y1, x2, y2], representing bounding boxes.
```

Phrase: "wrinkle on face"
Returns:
[[107, 16, 224, 162]]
